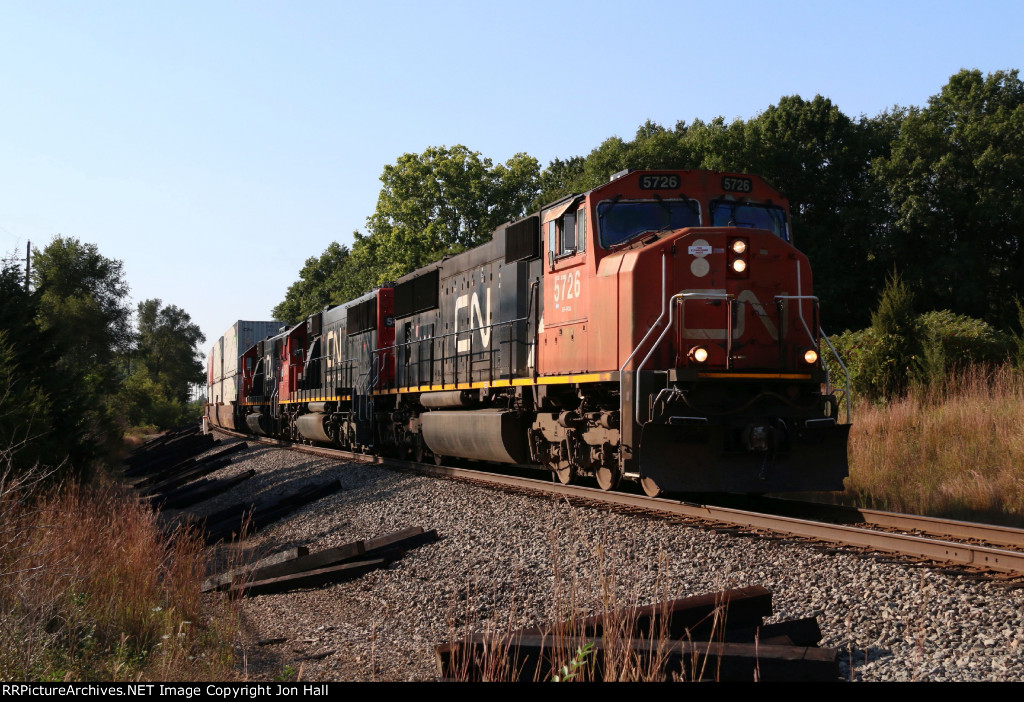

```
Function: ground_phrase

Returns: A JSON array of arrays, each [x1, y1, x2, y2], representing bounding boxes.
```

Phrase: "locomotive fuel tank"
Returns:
[[421, 409, 529, 464]]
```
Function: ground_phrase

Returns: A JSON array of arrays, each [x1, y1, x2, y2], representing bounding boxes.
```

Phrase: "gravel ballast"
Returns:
[[177, 435, 1024, 682]]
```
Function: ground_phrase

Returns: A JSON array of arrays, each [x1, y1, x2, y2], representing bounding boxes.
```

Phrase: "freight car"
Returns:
[[208, 169, 850, 496]]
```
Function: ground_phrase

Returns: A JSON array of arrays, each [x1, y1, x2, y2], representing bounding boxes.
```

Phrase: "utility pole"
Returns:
[[25, 241, 31, 291]]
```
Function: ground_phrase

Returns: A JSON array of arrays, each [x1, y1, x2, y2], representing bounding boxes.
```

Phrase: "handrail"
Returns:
[[374, 312, 533, 390], [619, 251, 668, 423], [773, 295, 851, 424], [632, 291, 733, 423], [818, 327, 851, 424]]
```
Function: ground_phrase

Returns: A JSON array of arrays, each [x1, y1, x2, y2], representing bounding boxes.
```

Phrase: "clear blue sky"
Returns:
[[2, 0, 1022, 361]]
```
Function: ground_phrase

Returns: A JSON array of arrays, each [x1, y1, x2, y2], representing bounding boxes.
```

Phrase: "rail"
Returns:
[[212, 425, 1024, 577]]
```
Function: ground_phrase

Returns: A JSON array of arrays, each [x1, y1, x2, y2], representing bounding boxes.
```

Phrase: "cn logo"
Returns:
[[679, 289, 780, 340], [455, 288, 491, 352]]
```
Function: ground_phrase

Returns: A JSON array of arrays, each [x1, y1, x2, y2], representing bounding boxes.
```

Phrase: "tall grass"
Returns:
[[0, 460, 236, 681], [843, 364, 1024, 524]]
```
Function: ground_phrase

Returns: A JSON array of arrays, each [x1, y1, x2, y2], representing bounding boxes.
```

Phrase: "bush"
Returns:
[[826, 303, 1012, 402], [118, 369, 198, 430], [859, 273, 922, 399], [917, 310, 1013, 385]]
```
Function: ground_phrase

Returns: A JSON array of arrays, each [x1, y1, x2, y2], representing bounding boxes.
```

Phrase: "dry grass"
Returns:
[[0, 461, 237, 681], [841, 364, 1024, 525]]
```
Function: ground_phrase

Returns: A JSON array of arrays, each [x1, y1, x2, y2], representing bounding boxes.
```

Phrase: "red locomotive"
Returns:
[[208, 169, 850, 496]]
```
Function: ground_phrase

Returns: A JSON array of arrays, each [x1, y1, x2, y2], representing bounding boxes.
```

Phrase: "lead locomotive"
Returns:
[[208, 169, 850, 496]]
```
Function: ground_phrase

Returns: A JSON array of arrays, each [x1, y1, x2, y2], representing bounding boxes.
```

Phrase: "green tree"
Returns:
[[0, 260, 98, 478], [534, 156, 586, 210], [272, 242, 354, 324], [32, 236, 133, 371], [534, 102, 892, 330], [861, 272, 923, 398], [27, 237, 134, 469], [740, 96, 894, 331], [359, 146, 540, 286], [135, 299, 206, 403], [874, 69, 1024, 328]]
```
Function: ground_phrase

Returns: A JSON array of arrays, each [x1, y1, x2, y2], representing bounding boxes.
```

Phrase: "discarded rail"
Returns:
[[437, 586, 839, 681]]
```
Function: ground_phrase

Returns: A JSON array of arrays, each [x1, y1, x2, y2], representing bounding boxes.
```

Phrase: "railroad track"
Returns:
[[210, 428, 1024, 580]]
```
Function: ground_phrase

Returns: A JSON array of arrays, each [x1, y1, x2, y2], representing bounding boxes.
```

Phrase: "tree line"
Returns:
[[275, 69, 1024, 343], [1, 236, 206, 481]]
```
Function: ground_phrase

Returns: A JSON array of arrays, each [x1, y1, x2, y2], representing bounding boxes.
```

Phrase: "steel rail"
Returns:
[[756, 498, 1024, 549], [209, 428, 1024, 576], [405, 462, 1024, 575]]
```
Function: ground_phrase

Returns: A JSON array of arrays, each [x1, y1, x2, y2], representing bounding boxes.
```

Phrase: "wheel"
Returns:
[[433, 453, 444, 466], [554, 459, 576, 485], [595, 464, 621, 491], [640, 474, 664, 498], [415, 440, 427, 463], [549, 440, 575, 484]]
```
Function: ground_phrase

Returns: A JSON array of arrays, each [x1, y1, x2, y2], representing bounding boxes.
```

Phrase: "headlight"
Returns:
[[803, 349, 819, 365], [728, 238, 749, 277], [689, 346, 709, 363]]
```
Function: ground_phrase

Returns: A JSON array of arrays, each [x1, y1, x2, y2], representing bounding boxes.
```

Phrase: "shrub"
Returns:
[[917, 310, 1013, 385], [826, 304, 1012, 402], [858, 273, 922, 399]]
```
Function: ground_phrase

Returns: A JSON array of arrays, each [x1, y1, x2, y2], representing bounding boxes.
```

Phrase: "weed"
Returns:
[[273, 664, 297, 682], [551, 642, 594, 682], [0, 452, 237, 681]]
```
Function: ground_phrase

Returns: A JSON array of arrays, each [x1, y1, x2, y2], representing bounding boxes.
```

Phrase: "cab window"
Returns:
[[547, 207, 587, 262]]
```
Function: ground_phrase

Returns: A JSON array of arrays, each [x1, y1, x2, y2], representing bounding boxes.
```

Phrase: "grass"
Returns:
[[840, 363, 1024, 525], [0, 459, 238, 681]]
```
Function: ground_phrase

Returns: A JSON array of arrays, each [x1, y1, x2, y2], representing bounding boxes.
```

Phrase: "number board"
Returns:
[[721, 176, 753, 193], [638, 174, 680, 190]]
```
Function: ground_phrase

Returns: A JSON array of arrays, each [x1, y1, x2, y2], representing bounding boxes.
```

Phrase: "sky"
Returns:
[[2, 0, 1023, 366]]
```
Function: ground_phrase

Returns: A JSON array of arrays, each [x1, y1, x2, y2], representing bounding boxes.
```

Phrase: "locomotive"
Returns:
[[207, 169, 850, 496]]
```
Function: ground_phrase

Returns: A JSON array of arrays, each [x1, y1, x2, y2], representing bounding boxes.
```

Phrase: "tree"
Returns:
[[861, 272, 923, 398], [534, 156, 586, 210], [32, 236, 133, 373], [135, 299, 206, 403], [0, 259, 101, 478], [874, 69, 1024, 328], [272, 242, 355, 324], [359, 146, 540, 286], [531, 101, 894, 331], [27, 236, 133, 469]]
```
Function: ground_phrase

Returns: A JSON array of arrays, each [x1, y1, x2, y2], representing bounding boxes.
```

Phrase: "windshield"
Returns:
[[711, 201, 789, 241], [597, 199, 701, 248]]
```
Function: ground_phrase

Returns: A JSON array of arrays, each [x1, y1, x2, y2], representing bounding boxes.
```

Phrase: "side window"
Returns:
[[561, 212, 576, 255], [548, 204, 587, 263], [576, 207, 586, 253]]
